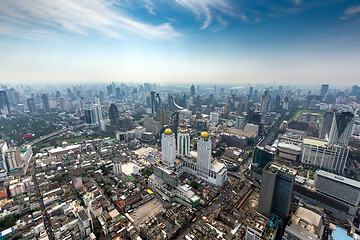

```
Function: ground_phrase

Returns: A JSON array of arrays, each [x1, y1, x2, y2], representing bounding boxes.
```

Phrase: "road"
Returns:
[[32, 159, 55, 240]]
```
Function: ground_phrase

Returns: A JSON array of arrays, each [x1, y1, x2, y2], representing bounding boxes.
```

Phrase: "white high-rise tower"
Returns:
[[162, 128, 176, 167], [177, 129, 190, 156], [197, 132, 211, 171]]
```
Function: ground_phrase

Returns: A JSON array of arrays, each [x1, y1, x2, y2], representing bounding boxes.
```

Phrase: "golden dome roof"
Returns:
[[164, 128, 173, 135], [201, 132, 209, 138], [180, 129, 187, 134]]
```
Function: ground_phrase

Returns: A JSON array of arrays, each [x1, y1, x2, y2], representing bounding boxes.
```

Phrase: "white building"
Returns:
[[177, 129, 190, 156], [113, 162, 122, 176], [197, 132, 212, 172], [301, 138, 348, 174], [235, 116, 245, 130], [134, 126, 146, 139], [161, 128, 176, 167], [314, 170, 360, 207], [91, 104, 102, 125], [210, 112, 219, 125]]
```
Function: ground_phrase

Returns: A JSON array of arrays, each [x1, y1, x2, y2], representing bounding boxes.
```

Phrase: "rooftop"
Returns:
[[316, 170, 360, 189], [265, 162, 296, 175], [303, 138, 327, 147]]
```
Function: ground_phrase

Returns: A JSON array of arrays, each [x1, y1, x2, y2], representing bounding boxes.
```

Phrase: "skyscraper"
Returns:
[[235, 116, 245, 130], [0, 91, 10, 115], [109, 103, 119, 125], [319, 110, 334, 140], [328, 111, 354, 146], [197, 132, 211, 172], [41, 94, 50, 112], [258, 162, 295, 218], [274, 94, 282, 113], [177, 129, 190, 156], [161, 128, 176, 167], [249, 87, 253, 97], [190, 84, 195, 97], [27, 98, 37, 114], [260, 89, 271, 115], [320, 84, 329, 97], [91, 104, 102, 124], [253, 146, 275, 168]]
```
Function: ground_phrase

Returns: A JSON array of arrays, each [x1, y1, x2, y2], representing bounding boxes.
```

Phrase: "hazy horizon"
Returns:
[[1, 0, 360, 85]]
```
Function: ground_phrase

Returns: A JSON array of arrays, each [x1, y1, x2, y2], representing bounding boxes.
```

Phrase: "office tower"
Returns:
[[320, 84, 329, 97], [0, 142, 8, 180], [314, 170, 360, 207], [328, 111, 354, 146], [55, 91, 61, 99], [84, 109, 93, 124], [260, 89, 271, 115], [109, 103, 119, 124], [253, 146, 275, 168], [107, 85, 113, 96], [301, 138, 349, 174], [5, 147, 22, 171], [278, 85, 283, 94], [249, 87, 253, 97], [157, 106, 166, 126], [235, 116, 245, 130], [197, 132, 211, 171], [209, 112, 219, 125], [41, 94, 50, 112], [319, 110, 334, 140], [161, 128, 176, 167], [13, 91, 21, 105], [190, 84, 195, 97], [0, 91, 10, 115], [91, 104, 102, 124], [274, 94, 282, 113], [150, 91, 156, 113], [116, 87, 121, 99], [58, 97, 67, 111], [27, 98, 37, 114], [258, 162, 295, 218], [177, 129, 190, 156], [113, 162, 122, 176]]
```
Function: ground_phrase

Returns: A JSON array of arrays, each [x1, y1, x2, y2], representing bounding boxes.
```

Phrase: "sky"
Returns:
[[0, 0, 360, 86]]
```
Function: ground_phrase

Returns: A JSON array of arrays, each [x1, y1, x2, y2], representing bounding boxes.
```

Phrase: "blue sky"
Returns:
[[0, 0, 360, 86]]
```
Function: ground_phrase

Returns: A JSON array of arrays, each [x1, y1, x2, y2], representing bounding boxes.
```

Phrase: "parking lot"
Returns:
[[129, 198, 164, 230]]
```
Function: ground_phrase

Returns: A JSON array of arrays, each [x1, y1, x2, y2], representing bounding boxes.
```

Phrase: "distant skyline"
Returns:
[[0, 0, 360, 85]]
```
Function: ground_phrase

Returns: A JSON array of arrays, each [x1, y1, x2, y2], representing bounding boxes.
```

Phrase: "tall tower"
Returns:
[[0, 91, 10, 115], [260, 89, 271, 115], [320, 84, 329, 97], [177, 129, 190, 156], [41, 94, 50, 112], [91, 104, 102, 124], [328, 111, 354, 146], [197, 132, 211, 171], [27, 98, 37, 114], [162, 128, 176, 167], [190, 85, 195, 97], [319, 110, 334, 140]]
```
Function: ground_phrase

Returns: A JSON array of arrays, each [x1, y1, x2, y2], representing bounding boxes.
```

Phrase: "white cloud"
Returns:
[[144, 0, 156, 15], [174, 0, 242, 30], [0, 0, 179, 40], [344, 5, 360, 16]]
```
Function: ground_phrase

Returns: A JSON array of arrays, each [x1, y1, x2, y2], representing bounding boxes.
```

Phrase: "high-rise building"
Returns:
[[13, 91, 21, 105], [150, 91, 156, 113], [260, 89, 271, 115], [258, 162, 295, 218], [314, 170, 360, 207], [41, 94, 50, 112], [301, 138, 349, 174], [0, 142, 8, 180], [209, 112, 219, 125], [320, 84, 329, 97], [319, 110, 334, 140], [27, 98, 37, 114], [197, 132, 211, 172], [0, 91, 10, 115], [235, 116, 245, 130], [177, 129, 190, 156], [91, 104, 102, 125], [109, 103, 119, 125], [84, 109, 93, 124], [274, 94, 282, 113], [249, 87, 253, 97], [113, 162, 122, 176], [161, 128, 176, 167], [5, 147, 22, 171], [253, 146, 275, 168], [190, 85, 195, 97], [328, 111, 354, 146]]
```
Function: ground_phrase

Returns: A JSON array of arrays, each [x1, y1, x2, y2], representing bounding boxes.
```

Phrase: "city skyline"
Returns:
[[1, 0, 360, 85]]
